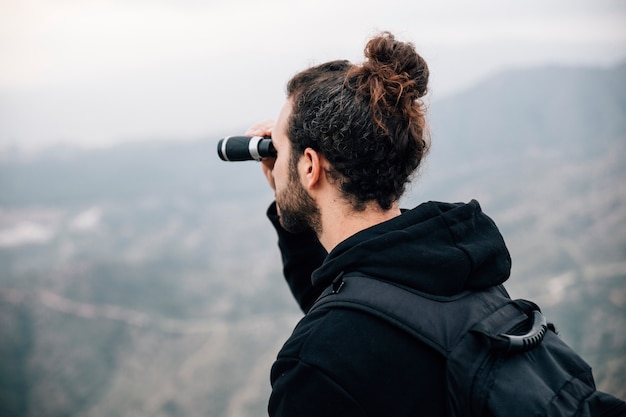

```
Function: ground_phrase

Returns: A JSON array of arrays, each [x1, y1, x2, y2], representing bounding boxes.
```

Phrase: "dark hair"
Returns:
[[286, 31, 430, 210]]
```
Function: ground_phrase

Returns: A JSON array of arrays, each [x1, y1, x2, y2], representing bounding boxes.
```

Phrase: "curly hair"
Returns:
[[286, 32, 430, 210]]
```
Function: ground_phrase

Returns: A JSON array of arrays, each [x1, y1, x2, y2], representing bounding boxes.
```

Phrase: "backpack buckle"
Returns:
[[331, 272, 345, 294]]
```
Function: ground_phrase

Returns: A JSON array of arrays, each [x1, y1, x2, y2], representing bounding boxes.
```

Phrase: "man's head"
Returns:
[[284, 31, 430, 212]]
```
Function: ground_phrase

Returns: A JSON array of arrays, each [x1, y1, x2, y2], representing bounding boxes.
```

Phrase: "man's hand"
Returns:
[[246, 120, 276, 191]]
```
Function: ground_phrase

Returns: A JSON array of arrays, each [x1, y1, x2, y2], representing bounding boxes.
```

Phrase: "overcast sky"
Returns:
[[1, 0, 625, 152]]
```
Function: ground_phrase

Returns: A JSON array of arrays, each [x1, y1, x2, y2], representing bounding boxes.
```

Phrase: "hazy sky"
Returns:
[[1, 0, 625, 152]]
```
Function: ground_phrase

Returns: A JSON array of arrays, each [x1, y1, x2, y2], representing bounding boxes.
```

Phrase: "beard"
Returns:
[[276, 166, 322, 235]]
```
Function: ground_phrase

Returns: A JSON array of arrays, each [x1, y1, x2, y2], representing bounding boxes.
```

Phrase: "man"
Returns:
[[244, 32, 624, 416], [244, 31, 481, 415]]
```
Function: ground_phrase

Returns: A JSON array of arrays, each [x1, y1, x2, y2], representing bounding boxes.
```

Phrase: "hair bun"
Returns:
[[362, 31, 429, 98]]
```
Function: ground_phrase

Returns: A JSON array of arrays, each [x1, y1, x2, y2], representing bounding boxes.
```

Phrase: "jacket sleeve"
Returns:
[[267, 202, 328, 313]]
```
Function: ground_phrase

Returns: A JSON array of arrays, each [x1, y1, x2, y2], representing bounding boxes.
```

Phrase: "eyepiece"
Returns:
[[217, 136, 276, 161]]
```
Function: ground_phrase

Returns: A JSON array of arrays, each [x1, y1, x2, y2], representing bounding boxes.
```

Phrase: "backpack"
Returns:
[[310, 273, 626, 417]]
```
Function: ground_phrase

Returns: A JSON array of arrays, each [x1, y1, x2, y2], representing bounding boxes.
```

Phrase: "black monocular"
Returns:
[[217, 136, 276, 161]]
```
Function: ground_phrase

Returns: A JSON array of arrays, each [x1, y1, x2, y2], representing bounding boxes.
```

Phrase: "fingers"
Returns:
[[245, 119, 275, 138], [247, 119, 277, 191]]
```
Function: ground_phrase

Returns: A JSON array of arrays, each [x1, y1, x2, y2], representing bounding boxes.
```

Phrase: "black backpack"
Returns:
[[310, 273, 626, 417]]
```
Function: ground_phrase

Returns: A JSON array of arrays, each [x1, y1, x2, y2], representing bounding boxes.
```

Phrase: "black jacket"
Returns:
[[267, 200, 512, 417]]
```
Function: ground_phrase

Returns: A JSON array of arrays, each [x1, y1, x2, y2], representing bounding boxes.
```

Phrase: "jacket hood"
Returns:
[[311, 200, 511, 296]]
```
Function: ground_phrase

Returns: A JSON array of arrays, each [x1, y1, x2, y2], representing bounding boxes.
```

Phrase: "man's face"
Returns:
[[272, 100, 321, 234]]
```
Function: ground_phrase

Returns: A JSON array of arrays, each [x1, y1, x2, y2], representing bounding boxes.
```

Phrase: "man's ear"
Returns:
[[301, 147, 324, 190]]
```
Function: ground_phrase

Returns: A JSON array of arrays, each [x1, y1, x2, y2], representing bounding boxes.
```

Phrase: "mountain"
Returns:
[[428, 62, 626, 162], [0, 62, 624, 417]]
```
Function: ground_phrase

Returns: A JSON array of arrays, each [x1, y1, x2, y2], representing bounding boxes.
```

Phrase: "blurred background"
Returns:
[[0, 1, 625, 416]]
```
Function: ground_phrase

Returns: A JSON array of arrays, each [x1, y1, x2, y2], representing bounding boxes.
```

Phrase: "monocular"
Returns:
[[217, 136, 276, 161]]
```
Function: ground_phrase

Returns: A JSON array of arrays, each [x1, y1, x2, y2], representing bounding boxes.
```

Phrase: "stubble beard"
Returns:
[[276, 164, 322, 236]]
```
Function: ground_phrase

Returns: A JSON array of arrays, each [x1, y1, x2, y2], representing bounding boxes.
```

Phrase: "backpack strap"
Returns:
[[312, 273, 448, 355], [310, 273, 520, 356]]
